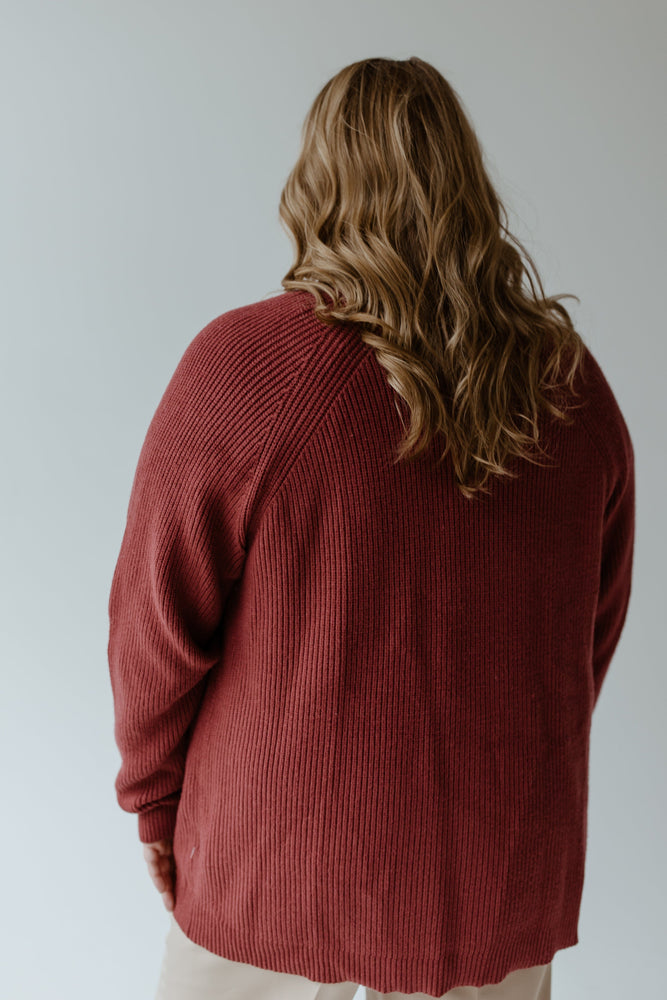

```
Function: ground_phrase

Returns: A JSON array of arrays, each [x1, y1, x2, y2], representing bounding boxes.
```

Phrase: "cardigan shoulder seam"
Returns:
[[229, 296, 317, 551], [238, 325, 373, 549]]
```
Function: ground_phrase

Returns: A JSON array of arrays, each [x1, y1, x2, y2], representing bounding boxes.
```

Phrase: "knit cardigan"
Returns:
[[107, 288, 635, 995]]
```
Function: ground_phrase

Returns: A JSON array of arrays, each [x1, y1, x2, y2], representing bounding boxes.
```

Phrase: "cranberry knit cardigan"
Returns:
[[108, 289, 635, 995]]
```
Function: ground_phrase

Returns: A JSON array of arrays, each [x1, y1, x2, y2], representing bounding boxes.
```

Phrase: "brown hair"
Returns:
[[278, 56, 587, 499]]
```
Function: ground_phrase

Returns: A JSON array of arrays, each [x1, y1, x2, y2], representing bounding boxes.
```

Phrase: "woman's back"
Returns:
[[108, 287, 634, 996]]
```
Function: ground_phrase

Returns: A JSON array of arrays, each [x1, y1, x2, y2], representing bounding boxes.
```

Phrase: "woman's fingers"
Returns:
[[143, 839, 176, 910], [145, 850, 173, 879], [161, 888, 175, 912]]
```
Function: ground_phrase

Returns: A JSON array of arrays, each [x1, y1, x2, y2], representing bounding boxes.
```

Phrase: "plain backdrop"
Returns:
[[1, 2, 664, 998]]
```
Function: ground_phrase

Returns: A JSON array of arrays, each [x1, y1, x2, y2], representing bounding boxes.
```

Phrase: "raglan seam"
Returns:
[[240, 342, 375, 549], [231, 299, 316, 552], [243, 348, 377, 542], [235, 305, 371, 551]]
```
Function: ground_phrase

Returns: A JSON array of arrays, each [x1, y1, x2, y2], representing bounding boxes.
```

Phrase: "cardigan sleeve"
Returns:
[[107, 328, 248, 843], [591, 408, 636, 709]]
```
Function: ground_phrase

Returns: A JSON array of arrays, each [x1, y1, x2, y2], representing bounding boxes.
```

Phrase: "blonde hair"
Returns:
[[278, 56, 587, 499]]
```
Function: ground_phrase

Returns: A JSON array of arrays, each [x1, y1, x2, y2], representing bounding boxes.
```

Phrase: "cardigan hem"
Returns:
[[171, 895, 578, 995]]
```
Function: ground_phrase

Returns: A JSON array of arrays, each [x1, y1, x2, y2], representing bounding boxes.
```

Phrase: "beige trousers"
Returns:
[[154, 913, 552, 1000]]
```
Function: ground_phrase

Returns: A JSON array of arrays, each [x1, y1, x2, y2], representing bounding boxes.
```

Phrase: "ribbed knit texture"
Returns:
[[108, 288, 635, 995]]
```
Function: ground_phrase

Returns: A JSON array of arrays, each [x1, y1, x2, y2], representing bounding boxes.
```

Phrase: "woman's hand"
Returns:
[[143, 838, 175, 912]]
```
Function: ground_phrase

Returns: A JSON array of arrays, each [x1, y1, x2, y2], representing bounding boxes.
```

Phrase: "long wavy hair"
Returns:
[[278, 56, 587, 499]]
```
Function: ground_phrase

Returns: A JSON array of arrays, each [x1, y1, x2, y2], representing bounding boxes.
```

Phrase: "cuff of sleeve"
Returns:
[[137, 802, 179, 843]]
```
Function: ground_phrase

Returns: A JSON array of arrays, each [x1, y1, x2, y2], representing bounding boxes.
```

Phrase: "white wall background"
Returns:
[[1, 1, 664, 998]]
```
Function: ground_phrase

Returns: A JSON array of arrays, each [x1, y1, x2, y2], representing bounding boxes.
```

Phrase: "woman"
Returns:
[[108, 56, 635, 1000]]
